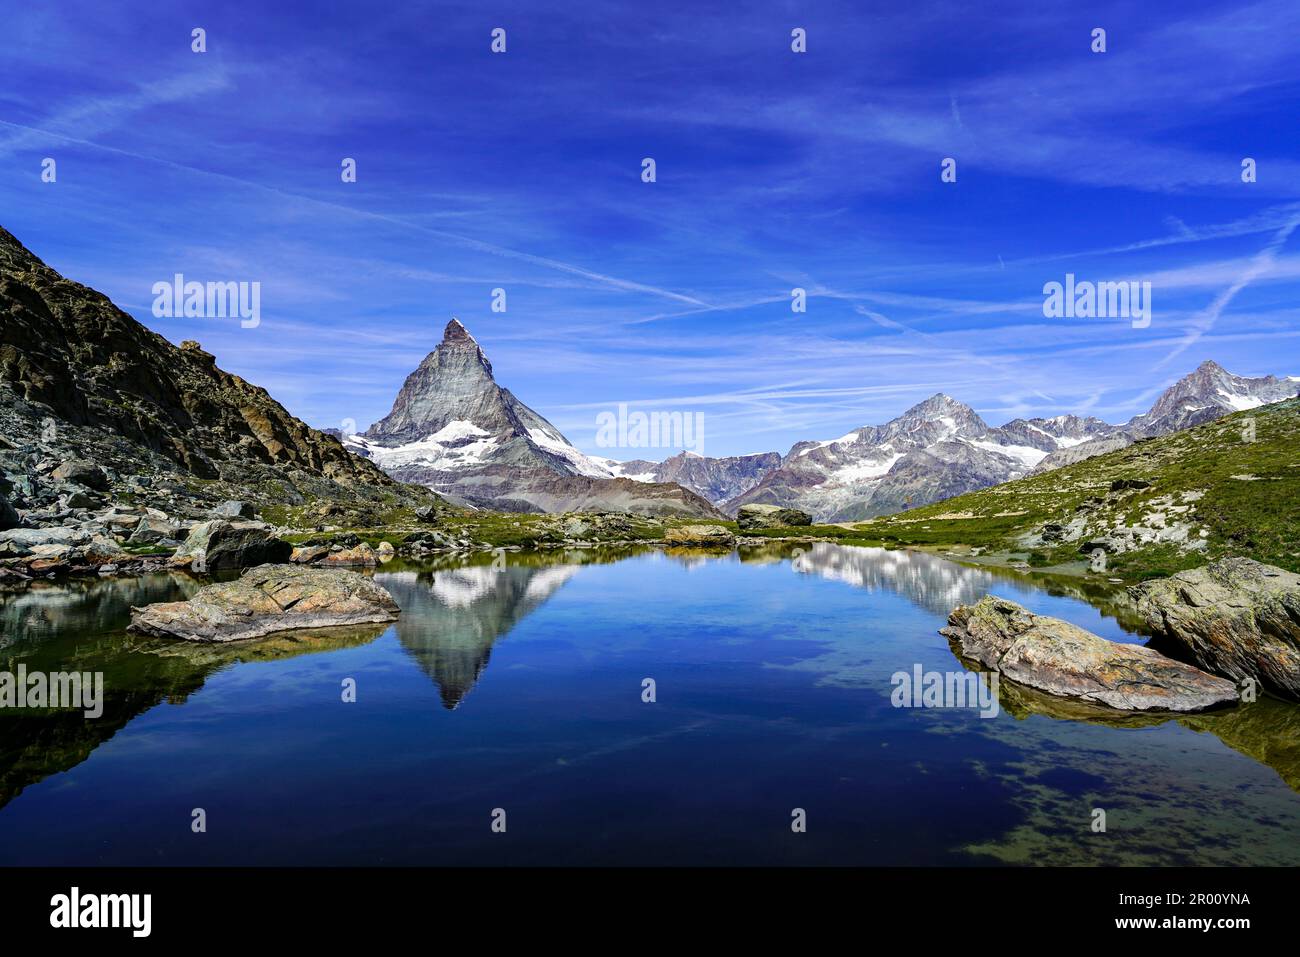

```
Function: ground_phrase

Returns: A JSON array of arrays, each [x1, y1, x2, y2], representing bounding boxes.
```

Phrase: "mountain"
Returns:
[[601, 362, 1297, 523], [856, 396, 1300, 580], [722, 394, 1115, 522], [0, 226, 440, 519], [1031, 361, 1299, 473], [350, 320, 723, 518], [597, 450, 783, 503]]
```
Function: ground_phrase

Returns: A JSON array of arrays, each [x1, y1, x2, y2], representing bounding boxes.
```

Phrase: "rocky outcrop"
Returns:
[[0, 225, 445, 522], [941, 596, 1238, 712], [129, 564, 400, 642], [737, 504, 812, 530], [171, 520, 292, 573], [1131, 557, 1300, 700], [663, 524, 736, 547]]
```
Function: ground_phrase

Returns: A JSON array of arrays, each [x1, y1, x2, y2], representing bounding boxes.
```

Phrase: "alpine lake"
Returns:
[[1, 541, 1297, 866]]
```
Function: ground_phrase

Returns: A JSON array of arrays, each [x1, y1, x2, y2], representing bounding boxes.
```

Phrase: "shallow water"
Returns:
[[0, 543, 1297, 865]]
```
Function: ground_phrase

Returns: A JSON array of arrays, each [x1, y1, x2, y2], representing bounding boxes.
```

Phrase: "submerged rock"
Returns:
[[128, 564, 400, 642], [736, 504, 812, 530], [1131, 557, 1300, 700], [941, 596, 1238, 713]]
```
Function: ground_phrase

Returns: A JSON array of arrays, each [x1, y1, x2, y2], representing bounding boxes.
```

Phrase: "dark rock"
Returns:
[[1110, 478, 1153, 492], [61, 489, 102, 509], [51, 459, 109, 491], [0, 494, 19, 531], [171, 520, 292, 573]]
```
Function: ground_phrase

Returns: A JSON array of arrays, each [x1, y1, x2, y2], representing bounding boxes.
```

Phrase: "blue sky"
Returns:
[[3, 0, 1299, 459]]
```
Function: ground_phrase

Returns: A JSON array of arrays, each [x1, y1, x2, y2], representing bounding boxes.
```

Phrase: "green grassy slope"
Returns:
[[846, 398, 1300, 580]]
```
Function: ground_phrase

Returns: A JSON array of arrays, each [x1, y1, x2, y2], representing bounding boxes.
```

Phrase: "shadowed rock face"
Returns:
[[1132, 557, 1300, 700], [0, 226, 443, 515], [941, 596, 1239, 713], [128, 564, 400, 642]]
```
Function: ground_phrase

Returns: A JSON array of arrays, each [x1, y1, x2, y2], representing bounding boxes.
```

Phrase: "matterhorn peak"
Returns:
[[443, 317, 475, 343]]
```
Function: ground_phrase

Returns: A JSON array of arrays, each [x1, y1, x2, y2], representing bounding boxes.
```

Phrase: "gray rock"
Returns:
[[128, 564, 400, 642], [211, 500, 256, 519], [736, 504, 812, 530], [172, 520, 292, 573], [941, 596, 1239, 713], [0, 526, 85, 550], [1131, 557, 1300, 701], [51, 459, 109, 491], [128, 516, 179, 545], [61, 489, 102, 509]]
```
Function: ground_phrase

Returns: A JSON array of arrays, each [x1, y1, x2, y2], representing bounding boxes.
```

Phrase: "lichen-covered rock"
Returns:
[[941, 596, 1238, 713], [736, 504, 812, 530], [290, 544, 330, 563], [1131, 557, 1300, 700], [663, 524, 736, 546], [322, 542, 378, 566], [128, 564, 400, 642]]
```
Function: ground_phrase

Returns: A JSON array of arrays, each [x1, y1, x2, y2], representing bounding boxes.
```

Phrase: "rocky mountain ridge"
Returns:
[[607, 361, 1297, 523], [347, 319, 724, 518], [0, 225, 445, 532]]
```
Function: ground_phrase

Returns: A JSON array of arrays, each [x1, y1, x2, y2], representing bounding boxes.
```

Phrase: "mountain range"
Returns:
[[353, 317, 1297, 522], [3, 225, 1293, 527]]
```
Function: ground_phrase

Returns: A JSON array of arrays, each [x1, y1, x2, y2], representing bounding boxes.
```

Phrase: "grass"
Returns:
[[847, 398, 1300, 580]]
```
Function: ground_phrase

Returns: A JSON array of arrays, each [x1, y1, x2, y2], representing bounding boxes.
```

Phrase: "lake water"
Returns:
[[1, 542, 1298, 866]]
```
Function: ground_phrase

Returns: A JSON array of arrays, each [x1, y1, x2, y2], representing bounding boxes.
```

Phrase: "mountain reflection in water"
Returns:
[[0, 544, 1298, 865]]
